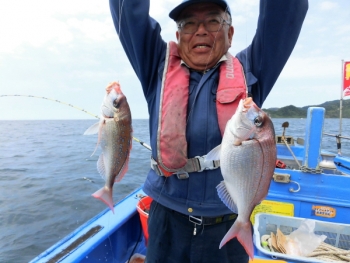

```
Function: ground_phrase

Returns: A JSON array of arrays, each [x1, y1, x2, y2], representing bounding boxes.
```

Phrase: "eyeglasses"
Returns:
[[177, 15, 230, 34]]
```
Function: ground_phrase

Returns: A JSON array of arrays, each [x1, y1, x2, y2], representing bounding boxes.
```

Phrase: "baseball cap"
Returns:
[[169, 0, 231, 21]]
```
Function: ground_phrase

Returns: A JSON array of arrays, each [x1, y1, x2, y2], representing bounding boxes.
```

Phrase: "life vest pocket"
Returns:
[[216, 89, 245, 104]]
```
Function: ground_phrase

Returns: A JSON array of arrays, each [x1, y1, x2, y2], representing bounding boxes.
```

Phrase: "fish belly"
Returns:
[[100, 118, 132, 187], [221, 139, 266, 218], [218, 136, 275, 258]]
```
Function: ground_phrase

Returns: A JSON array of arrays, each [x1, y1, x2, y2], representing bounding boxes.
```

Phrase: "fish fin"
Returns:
[[216, 181, 238, 213], [84, 119, 105, 156], [219, 220, 254, 259], [115, 158, 129, 183], [83, 121, 100, 135], [92, 187, 115, 213], [97, 154, 107, 181], [205, 144, 221, 161]]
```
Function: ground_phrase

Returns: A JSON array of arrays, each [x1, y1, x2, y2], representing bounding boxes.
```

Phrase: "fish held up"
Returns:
[[84, 81, 132, 213], [205, 97, 276, 259]]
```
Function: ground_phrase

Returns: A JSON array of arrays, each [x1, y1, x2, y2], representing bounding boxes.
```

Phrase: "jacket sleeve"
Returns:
[[236, 0, 308, 108], [109, 0, 167, 97]]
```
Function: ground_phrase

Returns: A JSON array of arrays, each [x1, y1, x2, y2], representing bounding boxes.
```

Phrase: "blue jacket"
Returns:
[[109, 0, 308, 217]]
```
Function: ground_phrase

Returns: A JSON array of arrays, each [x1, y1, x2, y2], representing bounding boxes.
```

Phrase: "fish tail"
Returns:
[[219, 220, 254, 259], [92, 187, 115, 214]]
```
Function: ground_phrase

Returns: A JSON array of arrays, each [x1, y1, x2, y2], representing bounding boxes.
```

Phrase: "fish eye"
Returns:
[[113, 100, 119, 108], [254, 116, 263, 127]]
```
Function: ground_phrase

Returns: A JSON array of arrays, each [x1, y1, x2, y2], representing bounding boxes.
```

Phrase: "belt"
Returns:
[[188, 214, 238, 226], [151, 156, 220, 179], [171, 209, 237, 226], [187, 212, 237, 235]]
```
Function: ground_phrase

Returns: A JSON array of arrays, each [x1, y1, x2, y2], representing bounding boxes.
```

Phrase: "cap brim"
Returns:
[[169, 0, 230, 21]]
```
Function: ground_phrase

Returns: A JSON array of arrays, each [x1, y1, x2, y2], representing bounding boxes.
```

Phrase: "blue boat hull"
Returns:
[[30, 188, 147, 263]]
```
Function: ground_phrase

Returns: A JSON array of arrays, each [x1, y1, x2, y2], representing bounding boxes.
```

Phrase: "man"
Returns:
[[109, 0, 308, 262]]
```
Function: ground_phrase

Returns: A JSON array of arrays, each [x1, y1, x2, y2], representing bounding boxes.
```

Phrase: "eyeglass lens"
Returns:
[[179, 16, 226, 34]]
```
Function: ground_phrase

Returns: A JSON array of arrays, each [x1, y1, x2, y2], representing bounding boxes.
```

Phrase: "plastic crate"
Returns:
[[253, 213, 350, 262]]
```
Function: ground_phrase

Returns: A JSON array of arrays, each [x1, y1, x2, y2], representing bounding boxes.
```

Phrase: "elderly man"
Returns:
[[109, 0, 308, 262]]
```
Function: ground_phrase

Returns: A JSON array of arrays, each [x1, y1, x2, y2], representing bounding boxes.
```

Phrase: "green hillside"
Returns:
[[263, 99, 350, 118]]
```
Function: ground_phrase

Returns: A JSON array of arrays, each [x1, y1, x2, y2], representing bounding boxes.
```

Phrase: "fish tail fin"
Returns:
[[219, 220, 254, 259], [92, 187, 114, 213]]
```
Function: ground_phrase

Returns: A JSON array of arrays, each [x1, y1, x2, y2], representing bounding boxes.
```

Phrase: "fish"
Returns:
[[205, 97, 276, 259], [84, 81, 132, 213]]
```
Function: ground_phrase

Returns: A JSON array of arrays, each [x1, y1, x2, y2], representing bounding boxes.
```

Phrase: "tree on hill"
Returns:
[[263, 99, 350, 118]]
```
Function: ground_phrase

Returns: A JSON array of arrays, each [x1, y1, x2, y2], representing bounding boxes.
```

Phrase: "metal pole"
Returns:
[[338, 59, 344, 155]]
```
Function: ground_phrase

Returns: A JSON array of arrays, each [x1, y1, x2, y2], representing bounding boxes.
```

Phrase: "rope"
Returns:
[[0, 94, 152, 151], [308, 242, 350, 262], [261, 233, 350, 262]]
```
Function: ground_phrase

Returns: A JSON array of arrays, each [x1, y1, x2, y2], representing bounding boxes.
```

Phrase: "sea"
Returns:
[[1, 118, 350, 263]]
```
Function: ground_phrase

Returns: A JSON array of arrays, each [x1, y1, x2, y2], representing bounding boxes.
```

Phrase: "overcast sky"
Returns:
[[0, 0, 349, 120]]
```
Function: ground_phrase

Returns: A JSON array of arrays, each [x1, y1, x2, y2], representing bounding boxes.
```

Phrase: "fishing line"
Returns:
[[244, 0, 249, 98], [0, 94, 151, 151]]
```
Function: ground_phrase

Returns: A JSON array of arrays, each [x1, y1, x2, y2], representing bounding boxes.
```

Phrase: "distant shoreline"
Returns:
[[263, 99, 350, 118]]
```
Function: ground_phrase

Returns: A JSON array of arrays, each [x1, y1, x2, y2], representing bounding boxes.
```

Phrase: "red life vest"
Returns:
[[156, 41, 247, 176]]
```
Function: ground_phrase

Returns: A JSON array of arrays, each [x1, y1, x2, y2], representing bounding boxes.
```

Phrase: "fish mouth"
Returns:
[[243, 98, 253, 109], [242, 98, 261, 113]]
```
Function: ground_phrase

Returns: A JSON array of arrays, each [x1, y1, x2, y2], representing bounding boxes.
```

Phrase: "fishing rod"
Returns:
[[1, 94, 100, 118], [323, 133, 350, 140], [0, 94, 152, 151], [323, 132, 350, 156]]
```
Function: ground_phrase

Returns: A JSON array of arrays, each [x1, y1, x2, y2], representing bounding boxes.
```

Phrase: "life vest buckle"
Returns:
[[151, 157, 163, 176], [176, 171, 189, 180], [150, 156, 220, 178], [195, 155, 220, 172]]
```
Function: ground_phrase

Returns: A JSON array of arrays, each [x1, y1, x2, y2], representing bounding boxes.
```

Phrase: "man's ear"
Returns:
[[228, 26, 234, 46]]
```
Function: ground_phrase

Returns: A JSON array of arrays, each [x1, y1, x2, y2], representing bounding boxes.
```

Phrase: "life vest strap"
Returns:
[[151, 156, 220, 179]]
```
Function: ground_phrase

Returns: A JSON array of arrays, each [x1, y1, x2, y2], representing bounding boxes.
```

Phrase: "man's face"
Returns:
[[176, 3, 234, 71]]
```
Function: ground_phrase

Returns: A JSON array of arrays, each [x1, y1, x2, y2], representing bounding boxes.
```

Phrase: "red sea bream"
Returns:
[[84, 81, 132, 213], [206, 97, 276, 259]]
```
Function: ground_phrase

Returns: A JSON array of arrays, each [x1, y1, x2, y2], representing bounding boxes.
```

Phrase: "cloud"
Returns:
[[66, 18, 116, 42], [319, 1, 339, 11], [280, 56, 340, 79], [0, 0, 112, 53], [0, 0, 349, 120]]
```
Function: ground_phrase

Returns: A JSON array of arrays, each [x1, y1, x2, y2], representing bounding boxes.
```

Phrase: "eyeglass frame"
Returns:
[[177, 15, 231, 34]]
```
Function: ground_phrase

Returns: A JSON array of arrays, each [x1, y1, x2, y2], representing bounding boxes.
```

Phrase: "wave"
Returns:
[[0, 168, 28, 172]]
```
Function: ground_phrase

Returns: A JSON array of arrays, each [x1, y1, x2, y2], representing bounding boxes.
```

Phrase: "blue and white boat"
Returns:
[[30, 107, 350, 263]]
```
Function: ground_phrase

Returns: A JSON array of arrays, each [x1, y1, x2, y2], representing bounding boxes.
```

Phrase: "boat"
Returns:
[[30, 106, 350, 263]]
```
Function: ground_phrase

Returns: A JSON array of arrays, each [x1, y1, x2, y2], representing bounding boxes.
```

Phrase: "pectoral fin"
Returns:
[[205, 144, 221, 161], [83, 121, 100, 135]]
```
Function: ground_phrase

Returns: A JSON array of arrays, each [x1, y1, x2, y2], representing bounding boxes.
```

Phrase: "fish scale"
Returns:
[[206, 98, 276, 259]]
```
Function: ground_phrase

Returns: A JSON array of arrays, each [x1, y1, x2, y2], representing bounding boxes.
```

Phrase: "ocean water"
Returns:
[[1, 118, 350, 263]]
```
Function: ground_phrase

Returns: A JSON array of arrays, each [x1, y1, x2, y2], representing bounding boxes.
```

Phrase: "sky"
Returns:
[[0, 0, 349, 120]]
